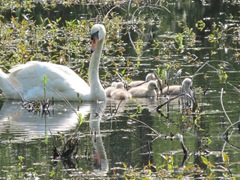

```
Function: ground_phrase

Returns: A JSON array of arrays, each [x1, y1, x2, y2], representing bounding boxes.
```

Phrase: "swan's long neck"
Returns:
[[89, 39, 106, 101]]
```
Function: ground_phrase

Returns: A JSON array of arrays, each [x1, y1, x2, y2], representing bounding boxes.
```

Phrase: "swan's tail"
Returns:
[[0, 69, 22, 99]]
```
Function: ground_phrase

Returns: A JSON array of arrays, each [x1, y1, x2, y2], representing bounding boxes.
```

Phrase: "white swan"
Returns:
[[0, 24, 106, 101], [128, 80, 158, 98], [162, 78, 192, 95]]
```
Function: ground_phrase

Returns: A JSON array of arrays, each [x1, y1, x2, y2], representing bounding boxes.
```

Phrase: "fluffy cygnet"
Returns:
[[110, 82, 132, 100], [162, 78, 192, 95], [128, 80, 158, 98], [105, 82, 117, 97]]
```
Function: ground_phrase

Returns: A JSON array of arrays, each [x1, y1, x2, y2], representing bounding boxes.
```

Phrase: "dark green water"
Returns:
[[0, 1, 239, 179]]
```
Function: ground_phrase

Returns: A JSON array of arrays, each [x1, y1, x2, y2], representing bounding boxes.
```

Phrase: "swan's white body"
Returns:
[[162, 78, 192, 95], [0, 24, 106, 101]]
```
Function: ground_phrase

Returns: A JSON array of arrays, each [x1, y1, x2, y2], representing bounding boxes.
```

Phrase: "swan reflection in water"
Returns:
[[0, 101, 90, 137], [88, 101, 109, 175], [0, 100, 109, 175]]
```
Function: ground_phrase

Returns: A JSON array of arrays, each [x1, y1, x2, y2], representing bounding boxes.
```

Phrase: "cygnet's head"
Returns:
[[148, 80, 158, 90], [115, 82, 125, 89], [182, 78, 192, 92], [111, 82, 117, 87], [145, 73, 156, 82]]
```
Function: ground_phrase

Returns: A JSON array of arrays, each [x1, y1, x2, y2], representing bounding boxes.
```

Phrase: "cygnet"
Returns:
[[128, 80, 158, 98], [110, 82, 132, 100], [105, 82, 117, 97], [162, 78, 192, 96]]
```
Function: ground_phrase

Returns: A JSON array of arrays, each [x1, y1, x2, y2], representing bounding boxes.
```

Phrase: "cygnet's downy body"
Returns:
[[105, 82, 117, 97], [110, 82, 132, 100], [128, 80, 158, 98], [162, 78, 192, 96]]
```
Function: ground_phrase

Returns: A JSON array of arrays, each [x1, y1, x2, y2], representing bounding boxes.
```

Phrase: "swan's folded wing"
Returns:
[[8, 61, 90, 96]]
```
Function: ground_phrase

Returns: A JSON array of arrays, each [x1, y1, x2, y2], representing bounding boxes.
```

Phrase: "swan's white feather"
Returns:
[[7, 61, 90, 101]]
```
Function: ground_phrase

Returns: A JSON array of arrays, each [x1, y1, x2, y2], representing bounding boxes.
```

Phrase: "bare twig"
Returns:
[[130, 117, 161, 137], [54, 89, 78, 116], [227, 82, 240, 94], [3, 76, 25, 102], [127, 30, 137, 55], [131, 4, 170, 22], [222, 119, 240, 137], [193, 60, 238, 80], [115, 72, 129, 89], [220, 88, 232, 125]]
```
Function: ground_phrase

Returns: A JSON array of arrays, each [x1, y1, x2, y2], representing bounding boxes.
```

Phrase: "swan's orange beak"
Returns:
[[91, 37, 98, 53]]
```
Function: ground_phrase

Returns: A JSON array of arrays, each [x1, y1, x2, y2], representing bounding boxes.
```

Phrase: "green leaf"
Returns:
[[222, 152, 229, 164], [18, 156, 24, 163], [137, 104, 142, 113], [195, 20, 206, 31], [43, 75, 47, 85], [201, 156, 214, 168], [201, 156, 209, 165], [78, 113, 85, 126], [49, 170, 55, 177], [27, 167, 35, 172]]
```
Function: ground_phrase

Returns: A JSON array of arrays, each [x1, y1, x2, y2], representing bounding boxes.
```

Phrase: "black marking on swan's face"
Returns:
[[91, 31, 99, 40], [90, 24, 106, 53]]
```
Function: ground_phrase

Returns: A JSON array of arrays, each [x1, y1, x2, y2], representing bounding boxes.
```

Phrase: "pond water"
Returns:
[[0, 0, 240, 179]]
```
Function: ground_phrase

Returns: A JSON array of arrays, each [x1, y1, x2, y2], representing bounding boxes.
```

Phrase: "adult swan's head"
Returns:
[[88, 24, 106, 101]]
